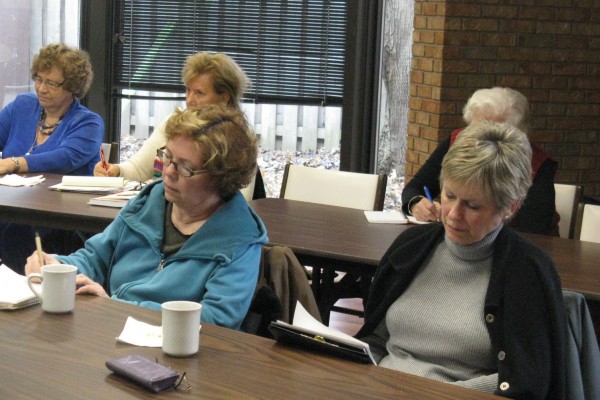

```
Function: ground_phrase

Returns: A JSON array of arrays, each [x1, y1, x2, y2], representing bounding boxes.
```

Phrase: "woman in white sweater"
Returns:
[[95, 51, 265, 198]]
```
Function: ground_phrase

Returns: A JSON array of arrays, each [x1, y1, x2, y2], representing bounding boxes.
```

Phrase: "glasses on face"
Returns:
[[32, 74, 65, 90], [156, 147, 208, 178]]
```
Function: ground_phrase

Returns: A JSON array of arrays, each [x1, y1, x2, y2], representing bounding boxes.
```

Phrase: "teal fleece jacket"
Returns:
[[57, 180, 268, 330]]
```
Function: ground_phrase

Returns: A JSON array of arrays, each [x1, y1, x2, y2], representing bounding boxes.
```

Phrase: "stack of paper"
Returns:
[[49, 176, 127, 194], [0, 174, 45, 187], [88, 190, 140, 208], [364, 210, 408, 224], [0, 264, 40, 310], [364, 211, 431, 225]]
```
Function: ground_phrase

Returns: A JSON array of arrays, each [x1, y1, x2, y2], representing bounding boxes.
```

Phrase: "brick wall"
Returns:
[[407, 0, 600, 199]]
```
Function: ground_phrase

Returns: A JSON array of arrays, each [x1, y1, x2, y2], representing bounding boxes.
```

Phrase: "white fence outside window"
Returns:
[[119, 93, 342, 152]]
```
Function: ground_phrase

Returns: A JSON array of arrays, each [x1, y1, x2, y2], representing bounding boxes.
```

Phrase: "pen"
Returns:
[[423, 186, 434, 202], [100, 148, 109, 174], [35, 231, 44, 267]]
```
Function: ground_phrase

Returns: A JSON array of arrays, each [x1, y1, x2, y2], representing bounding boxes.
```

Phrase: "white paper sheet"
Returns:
[[0, 174, 45, 187], [115, 316, 202, 348], [115, 316, 164, 347]]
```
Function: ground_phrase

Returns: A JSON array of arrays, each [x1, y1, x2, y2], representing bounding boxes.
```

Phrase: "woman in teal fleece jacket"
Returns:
[[26, 106, 268, 330]]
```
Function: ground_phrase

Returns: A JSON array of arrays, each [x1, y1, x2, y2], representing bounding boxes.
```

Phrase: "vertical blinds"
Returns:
[[113, 0, 346, 105]]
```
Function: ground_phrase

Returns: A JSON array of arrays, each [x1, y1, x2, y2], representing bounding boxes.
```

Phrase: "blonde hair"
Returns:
[[31, 43, 93, 99], [164, 105, 257, 199], [463, 87, 530, 133], [181, 52, 250, 111], [441, 121, 532, 213]]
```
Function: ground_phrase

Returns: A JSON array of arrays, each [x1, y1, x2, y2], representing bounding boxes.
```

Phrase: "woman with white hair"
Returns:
[[401, 87, 558, 236]]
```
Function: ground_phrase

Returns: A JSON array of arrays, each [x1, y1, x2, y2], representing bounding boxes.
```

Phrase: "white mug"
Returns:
[[27, 264, 77, 313], [161, 301, 202, 357]]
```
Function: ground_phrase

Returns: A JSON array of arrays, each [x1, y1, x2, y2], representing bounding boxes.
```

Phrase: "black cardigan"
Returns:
[[357, 223, 566, 399], [401, 137, 558, 236]]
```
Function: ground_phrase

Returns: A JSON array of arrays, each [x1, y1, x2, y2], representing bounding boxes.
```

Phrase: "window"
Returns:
[[112, 0, 346, 105], [0, 1, 80, 108]]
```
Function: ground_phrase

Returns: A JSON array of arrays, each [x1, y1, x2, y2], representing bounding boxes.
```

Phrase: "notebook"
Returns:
[[0, 264, 40, 310]]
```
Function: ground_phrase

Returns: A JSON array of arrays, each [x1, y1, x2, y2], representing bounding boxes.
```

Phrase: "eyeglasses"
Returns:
[[32, 74, 65, 90], [156, 147, 208, 178]]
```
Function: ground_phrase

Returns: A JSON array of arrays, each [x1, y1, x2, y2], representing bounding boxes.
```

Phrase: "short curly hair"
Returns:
[[30, 43, 93, 99], [164, 105, 258, 199], [462, 87, 530, 133]]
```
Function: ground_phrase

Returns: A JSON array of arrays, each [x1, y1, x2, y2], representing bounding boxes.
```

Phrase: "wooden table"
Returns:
[[250, 198, 600, 325], [0, 173, 117, 233], [0, 296, 503, 399]]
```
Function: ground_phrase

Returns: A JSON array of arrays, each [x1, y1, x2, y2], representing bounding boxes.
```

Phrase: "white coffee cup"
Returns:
[[161, 301, 202, 357], [27, 264, 77, 313]]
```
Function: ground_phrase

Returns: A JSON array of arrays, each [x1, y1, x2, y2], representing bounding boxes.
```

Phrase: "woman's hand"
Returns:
[[25, 251, 60, 275], [411, 198, 441, 222], [93, 161, 121, 177], [75, 274, 109, 298]]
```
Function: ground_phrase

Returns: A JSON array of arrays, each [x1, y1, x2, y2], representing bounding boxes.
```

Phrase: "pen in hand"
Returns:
[[423, 186, 441, 222], [35, 231, 44, 267], [423, 186, 434, 202], [100, 148, 109, 175]]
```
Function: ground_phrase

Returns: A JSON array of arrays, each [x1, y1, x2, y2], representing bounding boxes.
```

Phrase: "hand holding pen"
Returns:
[[26, 233, 59, 275], [94, 151, 119, 177], [410, 186, 441, 222]]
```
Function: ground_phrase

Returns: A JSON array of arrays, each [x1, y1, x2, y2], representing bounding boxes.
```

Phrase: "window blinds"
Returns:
[[112, 0, 346, 105]]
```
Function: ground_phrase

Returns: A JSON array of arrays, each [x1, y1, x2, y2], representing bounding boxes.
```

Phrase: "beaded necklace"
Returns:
[[39, 108, 65, 135]]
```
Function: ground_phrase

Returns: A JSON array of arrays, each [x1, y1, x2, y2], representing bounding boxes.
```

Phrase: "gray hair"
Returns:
[[463, 87, 530, 133], [440, 121, 532, 213]]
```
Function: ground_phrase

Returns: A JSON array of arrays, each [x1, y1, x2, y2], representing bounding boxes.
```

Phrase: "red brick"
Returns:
[[532, 76, 569, 89], [519, 7, 554, 20], [481, 5, 519, 19], [445, 4, 482, 18], [536, 22, 572, 35], [463, 18, 500, 32], [481, 32, 518, 47], [461, 46, 497, 60], [496, 75, 532, 88], [552, 63, 587, 75], [567, 104, 600, 116], [422, 99, 441, 114], [517, 62, 552, 75]]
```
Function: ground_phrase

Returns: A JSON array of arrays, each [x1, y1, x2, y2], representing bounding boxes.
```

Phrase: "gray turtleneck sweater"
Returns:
[[374, 225, 502, 393]]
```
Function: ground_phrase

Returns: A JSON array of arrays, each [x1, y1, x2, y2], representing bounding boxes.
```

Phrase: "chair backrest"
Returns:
[[554, 184, 583, 239], [240, 168, 257, 202], [100, 143, 112, 163], [562, 290, 600, 399], [575, 203, 600, 243], [279, 163, 387, 211], [100, 142, 120, 165]]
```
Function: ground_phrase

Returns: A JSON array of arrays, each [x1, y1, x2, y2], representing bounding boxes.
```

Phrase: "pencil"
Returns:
[[35, 232, 44, 267]]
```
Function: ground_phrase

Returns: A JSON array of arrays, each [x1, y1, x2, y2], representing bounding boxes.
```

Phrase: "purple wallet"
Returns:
[[106, 354, 180, 393]]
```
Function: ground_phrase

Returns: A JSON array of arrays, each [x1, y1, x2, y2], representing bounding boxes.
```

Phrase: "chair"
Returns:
[[554, 184, 583, 239], [279, 163, 388, 322], [240, 168, 257, 202], [574, 203, 600, 243], [241, 246, 321, 338], [101, 142, 120, 164], [280, 163, 387, 211], [563, 290, 600, 399]]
